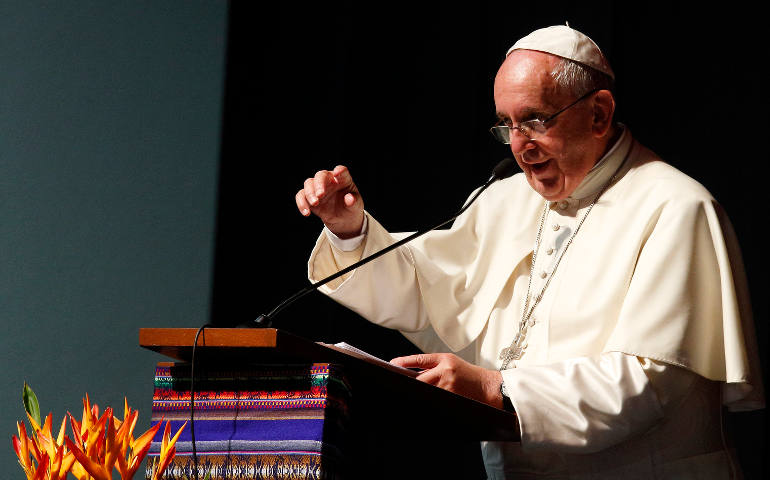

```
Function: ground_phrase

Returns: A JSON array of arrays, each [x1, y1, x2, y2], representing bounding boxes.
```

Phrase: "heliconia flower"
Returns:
[[55, 415, 66, 447], [27, 429, 44, 465], [65, 437, 111, 480], [12, 436, 48, 480], [151, 421, 187, 480], [104, 414, 118, 471], [11, 435, 24, 468], [77, 394, 99, 441], [69, 455, 90, 480], [81, 407, 110, 461], [15, 411, 77, 480], [115, 399, 135, 454], [12, 421, 34, 478], [29, 412, 56, 464], [64, 399, 113, 480], [118, 419, 162, 480], [31, 452, 49, 480], [14, 387, 180, 480], [67, 412, 82, 446], [49, 446, 62, 479], [58, 450, 77, 480], [25, 412, 41, 433]]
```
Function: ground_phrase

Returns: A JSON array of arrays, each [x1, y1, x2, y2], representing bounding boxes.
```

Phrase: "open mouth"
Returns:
[[530, 159, 550, 173]]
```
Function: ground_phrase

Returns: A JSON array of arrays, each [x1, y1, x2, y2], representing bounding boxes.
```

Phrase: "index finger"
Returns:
[[313, 170, 338, 198], [390, 354, 440, 369], [331, 165, 354, 187]]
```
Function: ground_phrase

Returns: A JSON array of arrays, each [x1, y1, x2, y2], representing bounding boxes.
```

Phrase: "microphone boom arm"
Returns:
[[250, 158, 517, 327]]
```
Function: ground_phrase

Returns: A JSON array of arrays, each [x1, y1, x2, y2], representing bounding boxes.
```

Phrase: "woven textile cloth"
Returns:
[[145, 363, 351, 480]]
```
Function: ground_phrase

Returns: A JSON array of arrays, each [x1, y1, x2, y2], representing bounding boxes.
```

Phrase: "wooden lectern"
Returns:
[[140, 327, 518, 479]]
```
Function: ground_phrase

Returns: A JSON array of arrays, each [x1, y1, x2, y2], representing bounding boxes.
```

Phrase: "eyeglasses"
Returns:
[[490, 89, 599, 144]]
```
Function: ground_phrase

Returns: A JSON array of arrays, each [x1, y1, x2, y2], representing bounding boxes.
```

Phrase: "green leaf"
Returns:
[[23, 382, 41, 427]]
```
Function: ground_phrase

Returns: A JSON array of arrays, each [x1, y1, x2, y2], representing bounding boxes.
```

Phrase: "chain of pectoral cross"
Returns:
[[498, 155, 628, 370]]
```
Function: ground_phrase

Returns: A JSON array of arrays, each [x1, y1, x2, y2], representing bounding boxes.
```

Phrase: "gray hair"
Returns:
[[551, 58, 614, 97]]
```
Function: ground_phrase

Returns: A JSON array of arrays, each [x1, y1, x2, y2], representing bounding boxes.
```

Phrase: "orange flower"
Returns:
[[30, 452, 49, 480], [116, 399, 164, 480], [13, 387, 182, 480], [11, 421, 34, 478], [12, 415, 75, 480], [151, 420, 187, 480], [65, 436, 110, 480], [65, 397, 184, 480]]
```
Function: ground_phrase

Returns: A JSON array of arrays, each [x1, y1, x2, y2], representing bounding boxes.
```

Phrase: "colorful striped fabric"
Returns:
[[146, 363, 351, 480]]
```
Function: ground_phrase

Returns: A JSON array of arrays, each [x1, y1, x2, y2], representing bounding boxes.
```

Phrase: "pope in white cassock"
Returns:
[[294, 25, 764, 479]]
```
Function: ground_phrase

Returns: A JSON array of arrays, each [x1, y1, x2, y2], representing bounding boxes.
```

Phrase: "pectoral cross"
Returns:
[[499, 331, 527, 369]]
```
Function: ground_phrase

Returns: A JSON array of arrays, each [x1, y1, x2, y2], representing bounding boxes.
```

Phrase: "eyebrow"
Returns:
[[496, 106, 547, 122]]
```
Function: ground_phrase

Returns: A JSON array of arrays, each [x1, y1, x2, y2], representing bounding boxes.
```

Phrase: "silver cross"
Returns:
[[499, 331, 527, 368]]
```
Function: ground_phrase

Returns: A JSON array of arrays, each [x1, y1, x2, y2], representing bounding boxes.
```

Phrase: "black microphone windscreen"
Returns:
[[493, 157, 518, 180]]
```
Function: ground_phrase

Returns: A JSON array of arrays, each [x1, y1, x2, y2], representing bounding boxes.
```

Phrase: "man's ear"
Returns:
[[591, 90, 615, 137]]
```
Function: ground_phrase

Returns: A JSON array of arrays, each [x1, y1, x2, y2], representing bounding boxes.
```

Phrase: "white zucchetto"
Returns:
[[507, 25, 615, 80]]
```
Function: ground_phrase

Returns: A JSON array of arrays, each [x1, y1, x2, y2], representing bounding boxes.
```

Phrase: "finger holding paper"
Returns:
[[391, 353, 504, 409]]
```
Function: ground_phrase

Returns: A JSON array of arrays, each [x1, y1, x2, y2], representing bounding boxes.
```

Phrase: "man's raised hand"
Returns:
[[296, 165, 364, 239]]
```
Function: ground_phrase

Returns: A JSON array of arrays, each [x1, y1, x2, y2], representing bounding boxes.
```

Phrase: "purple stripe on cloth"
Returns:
[[151, 418, 325, 443]]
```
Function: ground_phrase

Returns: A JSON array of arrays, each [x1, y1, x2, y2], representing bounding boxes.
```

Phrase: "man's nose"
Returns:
[[508, 128, 536, 155]]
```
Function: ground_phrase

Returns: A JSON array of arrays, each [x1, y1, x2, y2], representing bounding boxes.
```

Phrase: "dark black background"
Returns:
[[211, 2, 767, 477]]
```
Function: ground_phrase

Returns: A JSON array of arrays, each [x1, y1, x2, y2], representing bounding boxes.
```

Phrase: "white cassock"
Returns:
[[308, 127, 764, 479]]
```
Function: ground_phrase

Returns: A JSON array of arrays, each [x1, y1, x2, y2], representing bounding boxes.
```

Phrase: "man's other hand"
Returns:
[[391, 353, 504, 409]]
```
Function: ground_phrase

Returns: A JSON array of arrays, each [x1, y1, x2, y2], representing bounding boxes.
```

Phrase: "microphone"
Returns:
[[245, 158, 518, 327]]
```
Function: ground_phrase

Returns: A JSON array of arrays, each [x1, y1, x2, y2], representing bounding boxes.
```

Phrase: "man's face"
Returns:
[[493, 50, 598, 201]]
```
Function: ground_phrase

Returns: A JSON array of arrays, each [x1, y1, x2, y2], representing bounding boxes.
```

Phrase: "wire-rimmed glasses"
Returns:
[[490, 88, 599, 144]]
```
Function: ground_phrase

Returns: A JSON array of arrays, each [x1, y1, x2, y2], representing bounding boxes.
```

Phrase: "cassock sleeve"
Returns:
[[504, 352, 698, 453], [309, 210, 431, 332]]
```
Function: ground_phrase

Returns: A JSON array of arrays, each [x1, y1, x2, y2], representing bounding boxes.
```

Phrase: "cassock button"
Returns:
[[540, 271, 547, 279], [552, 224, 560, 231], [546, 248, 554, 255], [558, 200, 569, 210]]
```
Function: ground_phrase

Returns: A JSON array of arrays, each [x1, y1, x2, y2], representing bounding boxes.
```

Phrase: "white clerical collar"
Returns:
[[560, 124, 631, 202]]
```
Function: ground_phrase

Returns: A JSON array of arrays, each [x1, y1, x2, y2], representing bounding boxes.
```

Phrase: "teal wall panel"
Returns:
[[0, 1, 226, 472]]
